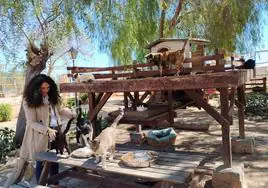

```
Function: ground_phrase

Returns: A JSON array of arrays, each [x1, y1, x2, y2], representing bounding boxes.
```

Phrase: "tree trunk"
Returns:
[[15, 42, 49, 147]]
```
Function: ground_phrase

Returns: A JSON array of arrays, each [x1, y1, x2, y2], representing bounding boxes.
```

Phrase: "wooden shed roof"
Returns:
[[145, 38, 210, 49]]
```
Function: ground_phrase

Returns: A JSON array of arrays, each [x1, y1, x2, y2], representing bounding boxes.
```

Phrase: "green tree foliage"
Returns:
[[88, 0, 268, 64]]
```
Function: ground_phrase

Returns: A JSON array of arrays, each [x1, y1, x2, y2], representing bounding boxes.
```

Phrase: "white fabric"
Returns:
[[50, 107, 58, 128], [42, 95, 49, 105]]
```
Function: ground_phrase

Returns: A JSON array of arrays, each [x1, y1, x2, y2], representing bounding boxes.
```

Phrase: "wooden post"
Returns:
[[133, 91, 139, 110], [219, 88, 232, 168], [263, 77, 267, 92], [88, 92, 96, 138], [228, 87, 235, 125], [168, 90, 174, 125], [39, 161, 51, 185], [237, 85, 245, 139]]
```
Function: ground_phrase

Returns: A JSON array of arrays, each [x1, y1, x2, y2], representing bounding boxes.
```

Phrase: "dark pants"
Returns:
[[36, 160, 59, 184]]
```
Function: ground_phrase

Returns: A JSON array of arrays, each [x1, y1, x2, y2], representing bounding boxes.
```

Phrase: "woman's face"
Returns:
[[40, 82, 50, 97]]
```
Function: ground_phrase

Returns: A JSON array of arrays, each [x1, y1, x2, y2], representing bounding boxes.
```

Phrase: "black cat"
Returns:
[[50, 118, 74, 155]]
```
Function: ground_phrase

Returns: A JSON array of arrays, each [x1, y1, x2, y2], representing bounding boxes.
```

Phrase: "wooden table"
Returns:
[[60, 70, 247, 168], [36, 148, 205, 187]]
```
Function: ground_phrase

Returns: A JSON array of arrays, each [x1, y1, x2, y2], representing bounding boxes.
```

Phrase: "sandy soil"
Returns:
[[0, 94, 267, 188]]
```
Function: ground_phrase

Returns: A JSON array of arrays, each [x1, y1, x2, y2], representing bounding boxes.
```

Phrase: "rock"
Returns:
[[212, 164, 246, 188], [232, 137, 255, 154]]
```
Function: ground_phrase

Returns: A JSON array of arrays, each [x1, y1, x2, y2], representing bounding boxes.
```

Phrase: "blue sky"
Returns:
[[1, 11, 268, 75]]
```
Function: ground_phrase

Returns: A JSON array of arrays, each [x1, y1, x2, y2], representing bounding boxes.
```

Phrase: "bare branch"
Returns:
[[31, 0, 47, 45], [169, 0, 185, 32]]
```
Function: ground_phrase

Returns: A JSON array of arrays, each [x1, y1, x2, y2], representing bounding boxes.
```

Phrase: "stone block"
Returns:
[[232, 137, 255, 154], [212, 164, 246, 188]]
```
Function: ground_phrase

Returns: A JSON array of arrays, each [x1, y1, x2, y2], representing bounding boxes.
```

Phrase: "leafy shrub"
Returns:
[[0, 104, 12, 122], [80, 93, 88, 104], [66, 98, 76, 109], [0, 128, 16, 162], [245, 93, 268, 117]]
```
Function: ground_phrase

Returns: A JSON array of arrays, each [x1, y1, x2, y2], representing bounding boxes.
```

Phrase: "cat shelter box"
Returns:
[[147, 128, 177, 147], [145, 38, 210, 68]]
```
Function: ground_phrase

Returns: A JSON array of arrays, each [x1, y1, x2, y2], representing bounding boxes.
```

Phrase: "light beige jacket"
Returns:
[[20, 99, 75, 161]]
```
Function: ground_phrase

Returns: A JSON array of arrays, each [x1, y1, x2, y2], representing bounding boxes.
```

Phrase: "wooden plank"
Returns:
[[68, 63, 153, 73], [219, 88, 232, 168], [35, 152, 193, 184], [89, 92, 112, 121], [106, 161, 194, 177], [60, 71, 247, 93]]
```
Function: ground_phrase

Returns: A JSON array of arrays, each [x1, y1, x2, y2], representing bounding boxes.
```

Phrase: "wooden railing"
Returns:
[[66, 54, 226, 80], [245, 77, 267, 92]]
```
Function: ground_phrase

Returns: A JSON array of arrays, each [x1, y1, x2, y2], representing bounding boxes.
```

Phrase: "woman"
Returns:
[[4, 74, 76, 187]]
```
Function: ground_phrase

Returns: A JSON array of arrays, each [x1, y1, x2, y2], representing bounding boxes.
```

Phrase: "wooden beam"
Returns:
[[88, 92, 113, 121], [60, 71, 247, 93], [139, 91, 151, 102], [124, 92, 128, 108], [95, 92, 104, 104], [219, 88, 232, 168], [126, 92, 135, 103], [184, 90, 230, 127]]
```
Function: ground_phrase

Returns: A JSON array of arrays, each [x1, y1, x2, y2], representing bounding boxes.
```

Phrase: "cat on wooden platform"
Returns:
[[50, 118, 74, 155], [90, 107, 124, 168]]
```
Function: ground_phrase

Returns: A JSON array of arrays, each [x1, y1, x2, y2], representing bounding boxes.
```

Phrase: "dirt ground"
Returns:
[[0, 94, 267, 188]]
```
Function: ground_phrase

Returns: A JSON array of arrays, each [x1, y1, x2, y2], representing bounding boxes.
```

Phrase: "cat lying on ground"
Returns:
[[90, 107, 124, 168]]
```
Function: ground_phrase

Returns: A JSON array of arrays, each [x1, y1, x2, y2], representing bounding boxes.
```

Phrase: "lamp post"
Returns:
[[68, 47, 78, 107]]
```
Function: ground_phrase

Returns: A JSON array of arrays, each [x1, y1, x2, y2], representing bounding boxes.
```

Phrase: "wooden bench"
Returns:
[[245, 77, 267, 92], [36, 147, 205, 187]]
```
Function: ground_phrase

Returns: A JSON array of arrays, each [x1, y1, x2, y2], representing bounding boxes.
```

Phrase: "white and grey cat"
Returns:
[[90, 107, 124, 168]]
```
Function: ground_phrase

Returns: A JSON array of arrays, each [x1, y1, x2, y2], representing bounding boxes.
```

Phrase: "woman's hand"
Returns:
[[47, 128, 57, 141]]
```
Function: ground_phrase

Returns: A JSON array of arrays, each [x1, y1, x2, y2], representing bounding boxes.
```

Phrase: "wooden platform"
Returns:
[[36, 148, 205, 186]]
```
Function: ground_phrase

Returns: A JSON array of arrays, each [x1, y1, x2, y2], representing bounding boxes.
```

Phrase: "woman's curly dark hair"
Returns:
[[23, 74, 61, 107]]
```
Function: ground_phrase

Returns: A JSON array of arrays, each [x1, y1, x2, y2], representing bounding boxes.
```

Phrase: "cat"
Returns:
[[50, 118, 74, 155], [90, 107, 124, 168], [145, 41, 187, 74], [76, 107, 93, 146]]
